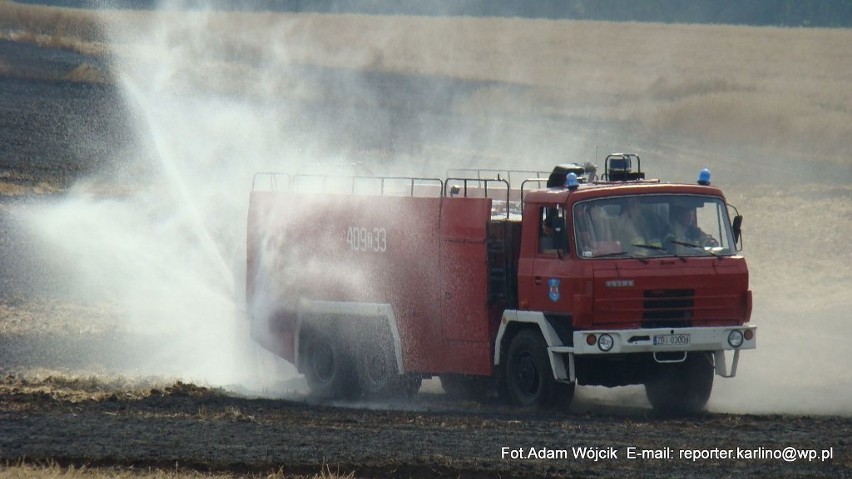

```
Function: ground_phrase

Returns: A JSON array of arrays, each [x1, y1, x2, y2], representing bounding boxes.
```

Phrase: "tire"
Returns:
[[357, 343, 420, 399], [645, 352, 714, 414], [301, 327, 358, 400], [355, 320, 421, 400], [503, 329, 573, 409]]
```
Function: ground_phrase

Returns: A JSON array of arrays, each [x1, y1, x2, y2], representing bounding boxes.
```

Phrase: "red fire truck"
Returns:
[[246, 155, 755, 412]]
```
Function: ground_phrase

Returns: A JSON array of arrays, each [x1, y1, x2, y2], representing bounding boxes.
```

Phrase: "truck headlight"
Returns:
[[598, 334, 614, 352], [728, 330, 744, 348]]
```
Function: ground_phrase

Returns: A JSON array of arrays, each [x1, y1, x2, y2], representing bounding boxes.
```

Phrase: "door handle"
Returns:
[[534, 276, 543, 285]]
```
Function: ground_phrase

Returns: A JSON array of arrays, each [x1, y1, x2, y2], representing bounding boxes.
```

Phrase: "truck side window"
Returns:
[[540, 205, 568, 254]]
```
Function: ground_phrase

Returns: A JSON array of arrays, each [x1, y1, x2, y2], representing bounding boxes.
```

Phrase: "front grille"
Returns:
[[642, 289, 694, 328]]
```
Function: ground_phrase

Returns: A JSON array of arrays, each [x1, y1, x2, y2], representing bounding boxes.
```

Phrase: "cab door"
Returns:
[[518, 203, 573, 312]]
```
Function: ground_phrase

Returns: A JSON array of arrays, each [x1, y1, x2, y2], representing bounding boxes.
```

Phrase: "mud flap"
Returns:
[[548, 346, 575, 383], [714, 349, 740, 378]]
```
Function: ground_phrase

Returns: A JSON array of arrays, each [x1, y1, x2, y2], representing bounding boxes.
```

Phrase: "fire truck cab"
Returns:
[[246, 156, 755, 413]]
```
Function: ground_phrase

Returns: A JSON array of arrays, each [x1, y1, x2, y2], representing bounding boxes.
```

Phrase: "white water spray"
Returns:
[[24, 3, 322, 394]]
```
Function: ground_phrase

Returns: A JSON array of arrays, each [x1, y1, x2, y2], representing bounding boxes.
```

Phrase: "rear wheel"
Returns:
[[504, 329, 573, 409], [645, 352, 714, 414], [357, 343, 421, 399], [301, 328, 358, 399]]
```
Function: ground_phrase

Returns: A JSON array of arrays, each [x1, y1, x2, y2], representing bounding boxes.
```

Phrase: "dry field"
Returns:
[[2, 0, 852, 173], [1, 1, 851, 477]]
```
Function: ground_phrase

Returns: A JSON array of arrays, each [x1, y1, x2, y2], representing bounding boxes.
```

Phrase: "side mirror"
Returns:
[[732, 215, 743, 249]]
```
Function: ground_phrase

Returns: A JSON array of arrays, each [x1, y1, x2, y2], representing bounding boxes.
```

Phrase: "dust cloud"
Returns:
[[23, 3, 852, 414], [708, 183, 852, 415]]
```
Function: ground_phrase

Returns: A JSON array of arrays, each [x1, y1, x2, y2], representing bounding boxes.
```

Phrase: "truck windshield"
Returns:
[[573, 195, 737, 259]]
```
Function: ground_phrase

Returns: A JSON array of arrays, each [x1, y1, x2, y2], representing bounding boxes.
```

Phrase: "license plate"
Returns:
[[653, 334, 690, 346]]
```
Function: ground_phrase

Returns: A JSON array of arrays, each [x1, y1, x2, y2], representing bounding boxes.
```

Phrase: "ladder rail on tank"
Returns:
[[253, 173, 445, 197], [254, 171, 561, 218], [292, 174, 445, 197], [443, 176, 512, 220], [446, 168, 548, 190]]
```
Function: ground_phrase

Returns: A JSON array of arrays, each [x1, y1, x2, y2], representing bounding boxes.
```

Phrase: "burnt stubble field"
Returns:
[[1, 5, 851, 478]]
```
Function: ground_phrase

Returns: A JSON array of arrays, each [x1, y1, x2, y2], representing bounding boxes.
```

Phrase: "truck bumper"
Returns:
[[571, 325, 756, 356], [554, 325, 756, 379], [495, 311, 755, 382]]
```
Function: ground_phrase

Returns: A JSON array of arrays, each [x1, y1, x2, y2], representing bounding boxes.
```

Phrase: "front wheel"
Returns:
[[503, 329, 573, 409], [645, 352, 714, 414]]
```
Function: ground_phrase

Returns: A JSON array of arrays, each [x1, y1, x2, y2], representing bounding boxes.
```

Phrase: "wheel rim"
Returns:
[[362, 350, 390, 389], [516, 352, 540, 398], [311, 339, 335, 383]]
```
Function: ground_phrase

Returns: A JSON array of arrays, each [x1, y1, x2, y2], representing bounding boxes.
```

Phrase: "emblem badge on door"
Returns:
[[548, 278, 560, 302]]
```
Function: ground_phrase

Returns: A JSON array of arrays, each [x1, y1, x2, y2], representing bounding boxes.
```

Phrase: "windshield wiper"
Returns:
[[632, 243, 667, 252], [593, 251, 628, 258], [593, 250, 649, 264], [668, 239, 722, 258]]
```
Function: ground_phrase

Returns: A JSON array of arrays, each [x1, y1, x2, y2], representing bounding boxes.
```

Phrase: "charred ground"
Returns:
[[1, 373, 850, 478]]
